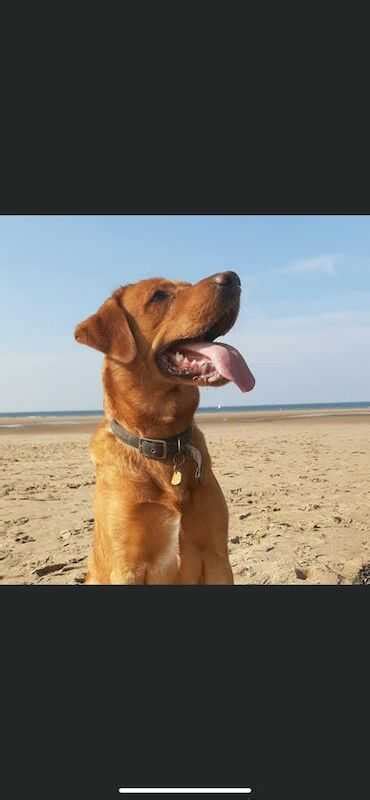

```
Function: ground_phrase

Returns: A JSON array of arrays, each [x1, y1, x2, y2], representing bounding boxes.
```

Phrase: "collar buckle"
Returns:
[[139, 436, 168, 460]]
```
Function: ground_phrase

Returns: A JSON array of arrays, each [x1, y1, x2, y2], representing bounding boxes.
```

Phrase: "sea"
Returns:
[[1, 401, 370, 428]]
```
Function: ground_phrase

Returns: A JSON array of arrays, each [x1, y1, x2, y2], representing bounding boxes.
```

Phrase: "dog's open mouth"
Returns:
[[157, 307, 255, 393]]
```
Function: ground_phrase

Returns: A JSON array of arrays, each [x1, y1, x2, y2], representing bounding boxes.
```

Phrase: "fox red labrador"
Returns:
[[74, 271, 255, 584]]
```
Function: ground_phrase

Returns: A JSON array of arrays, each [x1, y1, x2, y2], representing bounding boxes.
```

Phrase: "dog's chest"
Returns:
[[158, 478, 194, 510]]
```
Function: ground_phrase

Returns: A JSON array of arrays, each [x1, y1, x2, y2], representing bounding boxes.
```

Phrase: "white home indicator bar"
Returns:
[[118, 790, 252, 795]]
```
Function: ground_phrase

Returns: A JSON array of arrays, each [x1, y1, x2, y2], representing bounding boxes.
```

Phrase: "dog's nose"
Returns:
[[214, 271, 241, 288]]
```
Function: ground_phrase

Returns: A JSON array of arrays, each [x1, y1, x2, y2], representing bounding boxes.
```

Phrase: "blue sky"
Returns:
[[1, 214, 370, 412]]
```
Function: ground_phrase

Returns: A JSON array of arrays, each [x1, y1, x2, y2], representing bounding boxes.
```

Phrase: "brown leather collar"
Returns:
[[110, 418, 192, 461]]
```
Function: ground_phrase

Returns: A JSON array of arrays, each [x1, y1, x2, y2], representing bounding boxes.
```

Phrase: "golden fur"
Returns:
[[74, 273, 240, 584]]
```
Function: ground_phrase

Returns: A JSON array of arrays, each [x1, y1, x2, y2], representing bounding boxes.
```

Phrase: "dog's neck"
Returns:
[[102, 359, 200, 439]]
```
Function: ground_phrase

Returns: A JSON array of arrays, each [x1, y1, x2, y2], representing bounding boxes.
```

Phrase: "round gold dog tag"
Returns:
[[171, 469, 182, 486]]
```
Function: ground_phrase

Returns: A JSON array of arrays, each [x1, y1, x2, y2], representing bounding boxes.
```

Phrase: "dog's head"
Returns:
[[74, 271, 255, 393]]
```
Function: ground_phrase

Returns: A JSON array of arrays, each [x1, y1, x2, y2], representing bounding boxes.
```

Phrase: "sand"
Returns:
[[1, 410, 369, 585]]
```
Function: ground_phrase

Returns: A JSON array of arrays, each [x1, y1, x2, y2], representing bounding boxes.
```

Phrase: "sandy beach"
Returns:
[[1, 410, 369, 585]]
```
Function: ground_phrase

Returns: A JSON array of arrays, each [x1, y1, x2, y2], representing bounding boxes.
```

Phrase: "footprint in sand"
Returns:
[[15, 534, 36, 544]]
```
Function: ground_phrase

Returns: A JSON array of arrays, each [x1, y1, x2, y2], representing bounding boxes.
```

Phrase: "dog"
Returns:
[[74, 270, 255, 584]]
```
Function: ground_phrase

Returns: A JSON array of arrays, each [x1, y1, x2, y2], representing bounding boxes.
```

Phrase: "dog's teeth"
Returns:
[[175, 352, 183, 363]]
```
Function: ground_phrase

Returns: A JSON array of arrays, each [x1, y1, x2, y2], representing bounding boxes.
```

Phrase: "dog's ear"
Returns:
[[74, 297, 137, 364]]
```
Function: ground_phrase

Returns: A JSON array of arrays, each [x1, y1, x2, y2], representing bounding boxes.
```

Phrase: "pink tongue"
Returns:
[[182, 341, 255, 393]]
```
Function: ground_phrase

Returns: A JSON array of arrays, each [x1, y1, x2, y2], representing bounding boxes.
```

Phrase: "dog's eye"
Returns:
[[150, 289, 170, 303]]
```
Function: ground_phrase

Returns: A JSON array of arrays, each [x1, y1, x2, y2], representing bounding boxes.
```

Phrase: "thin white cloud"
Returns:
[[280, 254, 340, 276]]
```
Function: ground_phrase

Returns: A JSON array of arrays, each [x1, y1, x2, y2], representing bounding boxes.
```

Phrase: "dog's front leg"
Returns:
[[109, 565, 147, 584], [179, 472, 234, 585], [92, 497, 181, 585]]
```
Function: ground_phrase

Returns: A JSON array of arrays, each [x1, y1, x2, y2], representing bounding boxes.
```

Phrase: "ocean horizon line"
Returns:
[[1, 401, 370, 419]]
